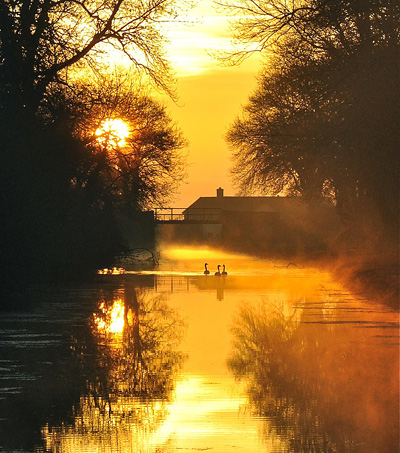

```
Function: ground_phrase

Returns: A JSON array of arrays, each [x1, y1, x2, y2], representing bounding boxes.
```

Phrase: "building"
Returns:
[[157, 188, 340, 255]]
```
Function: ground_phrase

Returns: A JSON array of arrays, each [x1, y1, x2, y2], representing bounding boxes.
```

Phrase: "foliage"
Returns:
[[0, 1, 189, 288], [0, 0, 190, 113], [223, 0, 399, 241], [43, 75, 187, 210]]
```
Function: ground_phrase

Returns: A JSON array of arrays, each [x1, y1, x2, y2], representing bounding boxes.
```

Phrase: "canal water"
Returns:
[[0, 247, 398, 452]]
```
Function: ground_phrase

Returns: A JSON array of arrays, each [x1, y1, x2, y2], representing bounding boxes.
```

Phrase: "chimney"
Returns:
[[217, 187, 224, 198]]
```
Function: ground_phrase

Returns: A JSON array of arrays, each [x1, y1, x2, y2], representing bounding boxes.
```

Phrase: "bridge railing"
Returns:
[[154, 208, 221, 222], [154, 208, 185, 222]]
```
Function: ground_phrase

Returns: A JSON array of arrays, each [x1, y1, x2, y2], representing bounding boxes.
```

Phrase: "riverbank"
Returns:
[[281, 252, 399, 309], [276, 251, 399, 309], [330, 256, 399, 309], [216, 240, 399, 310]]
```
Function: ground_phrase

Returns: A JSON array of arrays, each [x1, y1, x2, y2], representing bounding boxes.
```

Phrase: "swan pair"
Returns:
[[204, 263, 227, 276]]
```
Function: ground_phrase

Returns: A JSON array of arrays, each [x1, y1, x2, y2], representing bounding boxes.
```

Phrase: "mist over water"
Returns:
[[0, 246, 398, 452]]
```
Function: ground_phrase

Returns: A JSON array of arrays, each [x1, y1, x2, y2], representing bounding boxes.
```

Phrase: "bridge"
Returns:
[[154, 208, 221, 224]]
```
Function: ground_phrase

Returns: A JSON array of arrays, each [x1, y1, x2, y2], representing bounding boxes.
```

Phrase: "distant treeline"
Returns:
[[0, 0, 187, 288]]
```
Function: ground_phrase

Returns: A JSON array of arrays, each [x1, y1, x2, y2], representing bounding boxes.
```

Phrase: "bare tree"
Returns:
[[214, 0, 399, 63], [0, 1, 191, 284], [228, 58, 331, 198], [0, 0, 192, 113], [223, 0, 399, 240]]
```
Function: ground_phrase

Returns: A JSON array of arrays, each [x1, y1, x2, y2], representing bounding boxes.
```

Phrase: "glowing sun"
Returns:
[[95, 118, 130, 148]]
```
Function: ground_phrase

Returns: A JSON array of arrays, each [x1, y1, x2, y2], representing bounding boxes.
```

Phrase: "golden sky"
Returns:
[[161, 1, 261, 207]]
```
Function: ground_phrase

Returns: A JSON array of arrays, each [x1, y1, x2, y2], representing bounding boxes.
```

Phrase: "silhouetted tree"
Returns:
[[222, 0, 399, 244], [216, 0, 399, 62], [71, 75, 187, 210], [228, 60, 330, 198], [0, 1, 190, 288], [0, 0, 189, 117], [40, 75, 187, 249]]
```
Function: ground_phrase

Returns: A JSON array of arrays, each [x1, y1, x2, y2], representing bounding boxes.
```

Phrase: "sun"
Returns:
[[95, 118, 130, 149]]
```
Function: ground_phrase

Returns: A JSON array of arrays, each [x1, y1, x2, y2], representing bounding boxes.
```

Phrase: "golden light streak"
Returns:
[[162, 246, 247, 261]]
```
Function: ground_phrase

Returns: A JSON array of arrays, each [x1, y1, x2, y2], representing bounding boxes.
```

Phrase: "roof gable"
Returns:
[[186, 196, 304, 213]]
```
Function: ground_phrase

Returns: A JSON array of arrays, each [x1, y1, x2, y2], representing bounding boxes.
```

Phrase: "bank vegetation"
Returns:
[[0, 0, 189, 289], [219, 0, 399, 305]]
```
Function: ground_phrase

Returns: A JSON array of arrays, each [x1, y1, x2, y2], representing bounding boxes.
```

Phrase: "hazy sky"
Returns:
[[161, 1, 261, 207]]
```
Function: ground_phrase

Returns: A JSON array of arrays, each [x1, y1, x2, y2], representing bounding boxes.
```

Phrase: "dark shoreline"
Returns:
[[330, 257, 399, 310], [281, 253, 399, 310], [219, 241, 399, 310]]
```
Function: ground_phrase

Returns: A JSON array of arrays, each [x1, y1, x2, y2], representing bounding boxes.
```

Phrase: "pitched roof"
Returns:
[[186, 196, 305, 213]]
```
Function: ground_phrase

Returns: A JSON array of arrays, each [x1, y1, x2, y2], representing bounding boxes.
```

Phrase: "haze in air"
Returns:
[[0, 1, 398, 452]]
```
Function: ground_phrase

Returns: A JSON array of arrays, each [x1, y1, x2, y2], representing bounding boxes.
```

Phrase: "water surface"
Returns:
[[0, 247, 398, 452]]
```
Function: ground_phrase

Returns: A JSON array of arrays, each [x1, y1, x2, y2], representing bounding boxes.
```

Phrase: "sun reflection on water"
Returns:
[[94, 298, 126, 335], [38, 249, 398, 452]]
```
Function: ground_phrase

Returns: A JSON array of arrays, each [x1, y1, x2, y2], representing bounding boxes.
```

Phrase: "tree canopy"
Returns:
[[0, 0, 189, 115], [0, 1, 189, 288], [224, 0, 399, 243], [45, 75, 187, 209]]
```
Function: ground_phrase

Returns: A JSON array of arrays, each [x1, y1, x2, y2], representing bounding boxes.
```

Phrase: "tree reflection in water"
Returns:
[[42, 285, 186, 451], [228, 300, 399, 452]]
